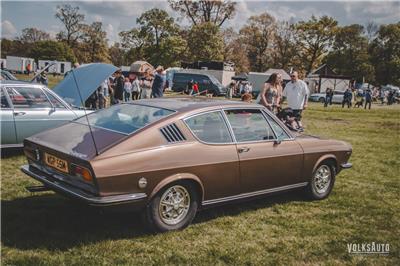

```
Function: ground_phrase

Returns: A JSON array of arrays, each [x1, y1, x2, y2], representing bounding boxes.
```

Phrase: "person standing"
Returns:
[[140, 75, 153, 99], [131, 74, 141, 100], [123, 77, 132, 102], [192, 82, 199, 95], [98, 78, 110, 109], [260, 73, 281, 113], [282, 71, 309, 130], [342, 88, 352, 108], [364, 89, 372, 109], [113, 70, 124, 103], [226, 81, 235, 99], [151, 66, 166, 98], [324, 88, 332, 108]]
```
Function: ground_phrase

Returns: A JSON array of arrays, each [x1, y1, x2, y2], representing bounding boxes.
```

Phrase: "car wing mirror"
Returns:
[[274, 139, 281, 145]]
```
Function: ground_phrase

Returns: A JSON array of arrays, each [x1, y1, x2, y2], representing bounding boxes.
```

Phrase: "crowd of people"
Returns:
[[324, 86, 399, 110], [84, 65, 167, 109]]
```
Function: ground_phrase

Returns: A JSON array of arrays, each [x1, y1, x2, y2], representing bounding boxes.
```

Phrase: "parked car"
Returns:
[[21, 98, 352, 232], [1, 69, 18, 81], [309, 91, 344, 103], [172, 72, 226, 95], [1, 63, 118, 148]]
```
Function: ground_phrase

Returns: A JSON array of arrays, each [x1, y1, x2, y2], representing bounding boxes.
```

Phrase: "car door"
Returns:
[[0, 87, 17, 146], [224, 108, 304, 193], [6, 86, 75, 143], [184, 110, 241, 200]]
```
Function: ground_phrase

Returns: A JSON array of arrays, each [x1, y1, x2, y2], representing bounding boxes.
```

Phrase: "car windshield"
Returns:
[[75, 103, 175, 135]]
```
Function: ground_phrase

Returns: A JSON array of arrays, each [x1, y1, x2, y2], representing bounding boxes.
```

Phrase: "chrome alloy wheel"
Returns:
[[158, 185, 191, 225], [313, 165, 332, 194]]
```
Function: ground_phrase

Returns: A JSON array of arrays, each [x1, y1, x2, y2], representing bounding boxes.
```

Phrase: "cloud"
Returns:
[[1, 20, 17, 39]]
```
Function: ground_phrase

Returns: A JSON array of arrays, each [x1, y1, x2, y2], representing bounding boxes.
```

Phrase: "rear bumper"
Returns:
[[340, 162, 352, 169], [21, 165, 147, 207]]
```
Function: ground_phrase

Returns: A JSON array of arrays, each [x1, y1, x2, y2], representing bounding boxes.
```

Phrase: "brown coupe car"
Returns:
[[21, 98, 352, 232]]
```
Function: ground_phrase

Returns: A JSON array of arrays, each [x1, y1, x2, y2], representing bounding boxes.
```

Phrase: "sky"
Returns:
[[1, 0, 399, 45]]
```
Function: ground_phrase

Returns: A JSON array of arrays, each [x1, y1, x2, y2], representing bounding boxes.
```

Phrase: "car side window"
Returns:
[[45, 91, 66, 109], [225, 109, 275, 142], [264, 112, 291, 141], [185, 111, 232, 143], [1, 89, 10, 108], [6, 87, 52, 109]]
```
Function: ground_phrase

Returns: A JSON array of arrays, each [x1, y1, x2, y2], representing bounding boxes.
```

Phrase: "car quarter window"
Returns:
[[45, 91, 66, 108], [6, 87, 52, 109], [225, 109, 275, 142], [1, 88, 10, 108], [263, 112, 291, 141], [185, 111, 232, 144]]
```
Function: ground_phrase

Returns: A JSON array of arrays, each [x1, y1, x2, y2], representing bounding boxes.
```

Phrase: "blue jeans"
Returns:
[[124, 91, 131, 102]]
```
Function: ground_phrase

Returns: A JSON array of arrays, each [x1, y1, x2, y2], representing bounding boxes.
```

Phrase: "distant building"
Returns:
[[306, 64, 352, 93], [38, 60, 71, 75], [180, 61, 235, 86]]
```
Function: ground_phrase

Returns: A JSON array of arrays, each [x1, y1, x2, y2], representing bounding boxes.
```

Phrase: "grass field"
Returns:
[[1, 92, 399, 264]]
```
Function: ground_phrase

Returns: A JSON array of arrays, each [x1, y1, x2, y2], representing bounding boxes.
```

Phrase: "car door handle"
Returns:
[[238, 147, 250, 153], [14, 112, 26, 116]]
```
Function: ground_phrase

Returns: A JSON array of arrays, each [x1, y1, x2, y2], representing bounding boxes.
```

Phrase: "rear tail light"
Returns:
[[70, 164, 93, 182]]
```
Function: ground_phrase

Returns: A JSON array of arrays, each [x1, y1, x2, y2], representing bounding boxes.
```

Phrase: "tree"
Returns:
[[222, 28, 250, 73], [239, 13, 276, 72], [18, 28, 50, 43], [29, 40, 76, 62], [325, 24, 374, 82], [168, 0, 236, 27], [365, 21, 378, 43], [272, 21, 298, 70], [80, 22, 110, 63], [55, 4, 85, 46], [187, 22, 224, 61], [296, 15, 338, 74], [119, 8, 187, 67], [109, 43, 128, 67], [369, 23, 400, 86]]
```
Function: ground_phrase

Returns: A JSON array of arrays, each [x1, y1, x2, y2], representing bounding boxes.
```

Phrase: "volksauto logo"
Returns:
[[347, 242, 390, 255]]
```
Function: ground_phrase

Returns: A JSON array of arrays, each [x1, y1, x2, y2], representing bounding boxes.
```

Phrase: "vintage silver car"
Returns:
[[0, 63, 117, 148]]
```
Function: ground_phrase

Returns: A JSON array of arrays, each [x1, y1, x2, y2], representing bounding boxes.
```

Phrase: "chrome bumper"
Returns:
[[340, 162, 352, 169], [21, 165, 147, 206]]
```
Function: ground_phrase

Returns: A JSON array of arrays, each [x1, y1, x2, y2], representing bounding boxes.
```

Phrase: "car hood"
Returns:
[[27, 121, 126, 160], [53, 63, 118, 107]]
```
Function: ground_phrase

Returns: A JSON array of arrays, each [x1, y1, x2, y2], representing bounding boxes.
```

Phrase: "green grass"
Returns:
[[1, 100, 399, 265], [14, 73, 63, 89]]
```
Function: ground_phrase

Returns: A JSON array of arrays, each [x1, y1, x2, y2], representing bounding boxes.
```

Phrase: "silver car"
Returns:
[[309, 91, 344, 103], [0, 80, 90, 148], [1, 63, 118, 148]]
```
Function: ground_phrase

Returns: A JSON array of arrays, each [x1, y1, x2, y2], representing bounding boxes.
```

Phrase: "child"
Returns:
[[123, 77, 132, 102]]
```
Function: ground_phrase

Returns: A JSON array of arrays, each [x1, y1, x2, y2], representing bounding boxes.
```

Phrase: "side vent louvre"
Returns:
[[160, 123, 186, 143]]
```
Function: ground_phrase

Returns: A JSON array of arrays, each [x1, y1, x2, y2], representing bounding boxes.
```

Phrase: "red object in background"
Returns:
[[193, 83, 199, 93]]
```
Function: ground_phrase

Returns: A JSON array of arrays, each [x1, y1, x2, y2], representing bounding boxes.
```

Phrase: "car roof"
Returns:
[[131, 97, 259, 113], [0, 80, 43, 87]]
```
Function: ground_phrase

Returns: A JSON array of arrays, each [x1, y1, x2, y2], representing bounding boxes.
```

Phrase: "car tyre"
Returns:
[[144, 181, 199, 232], [305, 161, 336, 200]]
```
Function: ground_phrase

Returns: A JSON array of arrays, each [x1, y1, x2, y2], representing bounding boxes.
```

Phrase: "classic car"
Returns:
[[1, 69, 18, 81], [0, 63, 117, 148], [21, 98, 352, 232]]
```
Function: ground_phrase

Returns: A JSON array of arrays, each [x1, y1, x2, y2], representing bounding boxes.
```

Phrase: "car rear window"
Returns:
[[76, 103, 175, 135]]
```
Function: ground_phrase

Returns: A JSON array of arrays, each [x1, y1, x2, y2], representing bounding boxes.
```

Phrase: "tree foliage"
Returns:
[[168, 0, 236, 27], [239, 13, 276, 72], [79, 22, 110, 63], [187, 22, 224, 61], [18, 28, 50, 43], [30, 40, 76, 62], [55, 4, 85, 46], [296, 15, 338, 74]]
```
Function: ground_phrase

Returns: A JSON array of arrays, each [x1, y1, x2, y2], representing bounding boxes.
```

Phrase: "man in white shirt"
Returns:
[[282, 71, 309, 130]]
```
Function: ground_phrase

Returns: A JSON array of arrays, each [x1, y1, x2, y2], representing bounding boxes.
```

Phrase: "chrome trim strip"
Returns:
[[202, 182, 308, 206]]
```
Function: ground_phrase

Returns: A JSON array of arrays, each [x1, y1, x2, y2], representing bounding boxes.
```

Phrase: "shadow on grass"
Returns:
[[1, 147, 24, 158], [2, 190, 306, 251]]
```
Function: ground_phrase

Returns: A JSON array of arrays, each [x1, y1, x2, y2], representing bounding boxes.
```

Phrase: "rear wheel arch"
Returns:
[[149, 173, 204, 203]]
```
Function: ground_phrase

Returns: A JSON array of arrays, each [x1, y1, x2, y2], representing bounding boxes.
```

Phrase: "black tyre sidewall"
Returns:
[[306, 162, 336, 200], [145, 181, 199, 232]]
